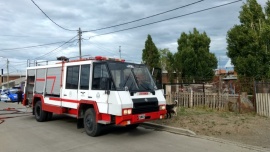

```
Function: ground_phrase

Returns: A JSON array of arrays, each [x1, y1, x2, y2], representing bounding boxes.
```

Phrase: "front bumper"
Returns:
[[115, 110, 167, 126]]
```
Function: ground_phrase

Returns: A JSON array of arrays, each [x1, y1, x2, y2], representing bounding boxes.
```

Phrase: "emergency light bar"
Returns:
[[95, 56, 125, 62]]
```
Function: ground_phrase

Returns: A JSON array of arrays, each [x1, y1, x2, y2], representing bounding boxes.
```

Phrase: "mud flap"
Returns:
[[77, 118, 84, 129]]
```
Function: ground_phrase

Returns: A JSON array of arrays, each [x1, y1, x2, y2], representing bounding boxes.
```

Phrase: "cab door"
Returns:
[[89, 63, 110, 114], [78, 64, 91, 100], [62, 65, 79, 109]]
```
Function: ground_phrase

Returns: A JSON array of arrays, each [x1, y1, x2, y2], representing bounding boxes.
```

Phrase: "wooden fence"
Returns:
[[167, 92, 229, 110], [255, 93, 270, 117]]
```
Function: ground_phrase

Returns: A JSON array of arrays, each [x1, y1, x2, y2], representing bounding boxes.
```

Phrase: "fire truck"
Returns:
[[23, 56, 166, 136]]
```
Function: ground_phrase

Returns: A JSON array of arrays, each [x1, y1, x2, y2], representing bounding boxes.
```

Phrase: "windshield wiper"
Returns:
[[122, 72, 132, 88]]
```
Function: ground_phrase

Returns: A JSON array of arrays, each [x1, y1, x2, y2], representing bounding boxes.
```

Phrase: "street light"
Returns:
[[0, 57, 9, 89]]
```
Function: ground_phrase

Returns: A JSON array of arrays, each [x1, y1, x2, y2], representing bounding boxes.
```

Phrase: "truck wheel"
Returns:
[[84, 108, 102, 137], [34, 101, 47, 122]]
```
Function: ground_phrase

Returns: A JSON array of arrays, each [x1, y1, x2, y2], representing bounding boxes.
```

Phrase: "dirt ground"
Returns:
[[153, 107, 270, 149]]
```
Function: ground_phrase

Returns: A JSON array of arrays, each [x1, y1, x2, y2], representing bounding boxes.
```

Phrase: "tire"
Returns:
[[84, 108, 102, 137], [126, 124, 140, 130], [34, 101, 47, 122]]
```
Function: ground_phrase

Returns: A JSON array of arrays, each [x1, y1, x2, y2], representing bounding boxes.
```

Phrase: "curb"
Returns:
[[141, 122, 269, 152], [141, 122, 196, 137]]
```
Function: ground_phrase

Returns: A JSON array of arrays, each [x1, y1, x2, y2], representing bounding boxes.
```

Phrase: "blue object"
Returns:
[[6, 89, 24, 102]]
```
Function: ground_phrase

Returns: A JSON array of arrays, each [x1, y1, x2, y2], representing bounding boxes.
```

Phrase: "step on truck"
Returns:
[[23, 56, 167, 136]]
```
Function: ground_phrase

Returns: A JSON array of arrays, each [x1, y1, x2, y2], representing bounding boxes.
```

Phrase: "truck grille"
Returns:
[[132, 97, 159, 114]]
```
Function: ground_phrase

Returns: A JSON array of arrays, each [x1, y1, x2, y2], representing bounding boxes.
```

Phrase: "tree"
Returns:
[[227, 0, 270, 78], [142, 35, 160, 70], [176, 28, 217, 81], [159, 48, 175, 83], [159, 48, 170, 71]]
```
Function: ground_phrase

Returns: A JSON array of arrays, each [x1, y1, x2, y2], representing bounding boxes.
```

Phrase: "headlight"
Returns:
[[159, 105, 166, 110], [122, 109, 132, 115], [127, 109, 132, 115], [123, 109, 128, 115]]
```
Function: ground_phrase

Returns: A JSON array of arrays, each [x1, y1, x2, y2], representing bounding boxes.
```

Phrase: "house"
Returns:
[[0, 74, 26, 89]]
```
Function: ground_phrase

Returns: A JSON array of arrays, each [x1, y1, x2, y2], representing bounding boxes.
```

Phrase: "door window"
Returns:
[[92, 63, 114, 90], [80, 64, 90, 90], [66, 66, 79, 89]]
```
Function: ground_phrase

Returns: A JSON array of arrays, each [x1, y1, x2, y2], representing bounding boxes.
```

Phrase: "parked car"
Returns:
[[6, 89, 24, 102], [6, 89, 19, 102], [0, 92, 11, 102]]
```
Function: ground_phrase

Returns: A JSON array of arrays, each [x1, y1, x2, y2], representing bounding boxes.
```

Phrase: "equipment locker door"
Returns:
[[62, 65, 79, 109], [78, 64, 91, 100]]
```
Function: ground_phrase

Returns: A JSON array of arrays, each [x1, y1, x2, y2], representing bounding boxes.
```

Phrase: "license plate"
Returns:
[[138, 114, 145, 120]]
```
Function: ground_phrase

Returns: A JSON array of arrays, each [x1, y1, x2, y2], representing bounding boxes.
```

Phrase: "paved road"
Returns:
[[0, 102, 267, 152]]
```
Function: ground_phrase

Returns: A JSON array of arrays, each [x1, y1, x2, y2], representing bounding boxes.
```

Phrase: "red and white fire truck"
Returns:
[[23, 56, 166, 136]]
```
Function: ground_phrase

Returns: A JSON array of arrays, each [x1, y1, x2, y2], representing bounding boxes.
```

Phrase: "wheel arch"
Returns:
[[78, 100, 99, 120], [32, 94, 44, 115]]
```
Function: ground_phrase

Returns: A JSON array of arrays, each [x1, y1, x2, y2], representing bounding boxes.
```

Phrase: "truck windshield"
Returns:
[[107, 62, 156, 91]]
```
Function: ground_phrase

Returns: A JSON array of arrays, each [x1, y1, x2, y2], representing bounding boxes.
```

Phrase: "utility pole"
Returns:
[[0, 69, 2, 89], [78, 27, 82, 59], [119, 46, 121, 59], [7, 59, 9, 89]]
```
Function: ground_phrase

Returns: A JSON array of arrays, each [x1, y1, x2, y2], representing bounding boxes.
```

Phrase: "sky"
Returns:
[[0, 0, 267, 75]]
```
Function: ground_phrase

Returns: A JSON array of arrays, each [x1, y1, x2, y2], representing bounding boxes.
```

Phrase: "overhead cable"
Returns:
[[31, 0, 77, 32], [0, 41, 74, 52], [34, 35, 78, 60], [89, 0, 241, 38], [83, 0, 204, 33]]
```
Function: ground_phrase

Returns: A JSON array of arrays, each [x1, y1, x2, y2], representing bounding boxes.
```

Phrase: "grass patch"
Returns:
[[178, 107, 216, 116], [219, 113, 229, 118]]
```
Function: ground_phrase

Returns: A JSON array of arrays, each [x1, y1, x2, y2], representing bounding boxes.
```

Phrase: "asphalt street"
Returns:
[[0, 102, 268, 152]]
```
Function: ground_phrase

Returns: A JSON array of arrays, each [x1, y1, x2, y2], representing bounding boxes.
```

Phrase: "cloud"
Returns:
[[0, 0, 267, 73]]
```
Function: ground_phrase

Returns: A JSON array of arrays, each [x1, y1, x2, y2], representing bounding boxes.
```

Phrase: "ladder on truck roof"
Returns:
[[26, 55, 96, 67]]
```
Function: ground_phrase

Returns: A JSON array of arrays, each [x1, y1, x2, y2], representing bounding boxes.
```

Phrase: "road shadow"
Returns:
[[20, 114, 154, 136]]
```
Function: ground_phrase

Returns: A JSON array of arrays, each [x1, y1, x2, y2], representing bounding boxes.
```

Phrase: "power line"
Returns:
[[34, 35, 78, 60], [83, 0, 204, 33], [0, 34, 67, 38], [89, 0, 241, 38], [31, 0, 77, 32], [0, 64, 6, 69], [0, 38, 78, 66], [45, 40, 79, 60], [0, 35, 38, 37], [0, 41, 75, 52]]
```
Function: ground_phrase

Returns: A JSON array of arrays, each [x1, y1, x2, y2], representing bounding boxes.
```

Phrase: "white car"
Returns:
[[0, 92, 11, 102]]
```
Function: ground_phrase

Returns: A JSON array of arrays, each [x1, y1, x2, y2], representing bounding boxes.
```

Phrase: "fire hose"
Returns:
[[0, 108, 31, 124]]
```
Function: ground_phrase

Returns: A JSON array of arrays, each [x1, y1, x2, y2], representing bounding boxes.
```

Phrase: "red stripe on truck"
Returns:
[[49, 97, 79, 103], [36, 78, 45, 81], [47, 76, 56, 94]]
